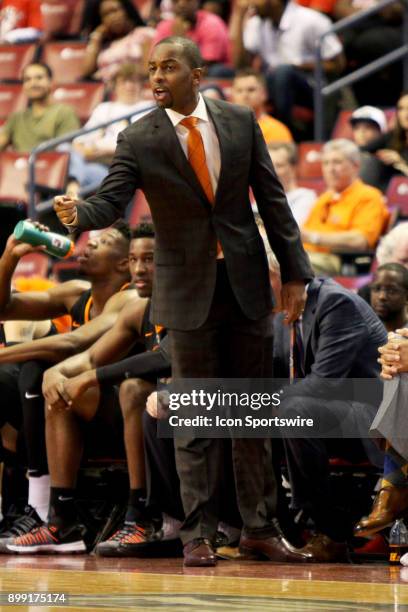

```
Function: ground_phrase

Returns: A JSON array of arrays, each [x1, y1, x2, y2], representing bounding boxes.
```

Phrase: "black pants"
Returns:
[[169, 261, 275, 544], [280, 394, 380, 541]]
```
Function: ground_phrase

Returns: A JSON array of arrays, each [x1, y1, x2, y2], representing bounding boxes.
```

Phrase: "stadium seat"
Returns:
[[386, 176, 408, 216], [297, 142, 323, 180], [0, 44, 36, 81], [41, 0, 85, 38], [0, 84, 25, 123], [13, 252, 50, 278], [0, 151, 70, 204], [52, 82, 105, 122], [333, 274, 373, 291], [43, 41, 88, 83]]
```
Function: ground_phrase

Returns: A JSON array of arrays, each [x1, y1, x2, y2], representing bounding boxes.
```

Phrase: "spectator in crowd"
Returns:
[[334, 0, 402, 107], [0, 0, 42, 43], [80, 0, 155, 82], [71, 63, 152, 194], [0, 0, 43, 44], [362, 92, 408, 189], [229, 0, 345, 134], [268, 143, 315, 226], [275, 276, 386, 561], [349, 105, 390, 192], [370, 263, 408, 333], [154, 0, 231, 76], [302, 139, 389, 275], [376, 222, 408, 268], [350, 106, 387, 148], [0, 62, 79, 153], [231, 69, 293, 144]]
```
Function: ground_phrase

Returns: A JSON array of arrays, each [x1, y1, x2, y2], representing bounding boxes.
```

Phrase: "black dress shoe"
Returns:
[[239, 532, 314, 562], [183, 538, 217, 567]]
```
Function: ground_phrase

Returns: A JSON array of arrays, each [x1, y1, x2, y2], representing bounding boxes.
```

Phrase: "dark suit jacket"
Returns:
[[76, 97, 313, 330], [273, 277, 387, 400]]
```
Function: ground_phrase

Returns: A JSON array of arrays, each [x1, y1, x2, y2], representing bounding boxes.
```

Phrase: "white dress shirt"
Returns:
[[243, 1, 342, 71], [165, 93, 221, 196]]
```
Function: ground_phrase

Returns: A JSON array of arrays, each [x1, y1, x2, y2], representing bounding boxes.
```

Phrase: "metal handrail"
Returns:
[[314, 0, 408, 140], [27, 104, 154, 219]]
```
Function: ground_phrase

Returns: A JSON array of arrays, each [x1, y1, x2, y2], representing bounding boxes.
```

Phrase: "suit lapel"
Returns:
[[204, 98, 233, 207], [152, 108, 211, 209]]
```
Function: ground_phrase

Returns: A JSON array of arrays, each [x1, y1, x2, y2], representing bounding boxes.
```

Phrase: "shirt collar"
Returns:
[[277, 1, 296, 31], [165, 93, 209, 127]]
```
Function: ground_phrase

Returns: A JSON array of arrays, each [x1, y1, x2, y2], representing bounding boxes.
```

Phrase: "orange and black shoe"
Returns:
[[6, 522, 87, 554], [95, 521, 163, 557]]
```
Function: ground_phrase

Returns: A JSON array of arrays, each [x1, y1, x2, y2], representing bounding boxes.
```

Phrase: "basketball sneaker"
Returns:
[[0, 505, 43, 553], [95, 521, 163, 557], [6, 522, 87, 554]]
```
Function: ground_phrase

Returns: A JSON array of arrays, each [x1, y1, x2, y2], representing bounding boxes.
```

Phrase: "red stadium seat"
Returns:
[[13, 252, 49, 278], [52, 82, 105, 122], [386, 176, 408, 216], [297, 142, 323, 180], [0, 151, 69, 204], [333, 274, 373, 291], [0, 44, 36, 81], [0, 84, 25, 121], [41, 0, 85, 37], [43, 41, 88, 84]]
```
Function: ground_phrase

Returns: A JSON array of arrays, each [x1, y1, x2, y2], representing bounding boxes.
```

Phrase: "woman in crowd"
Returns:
[[80, 0, 155, 81]]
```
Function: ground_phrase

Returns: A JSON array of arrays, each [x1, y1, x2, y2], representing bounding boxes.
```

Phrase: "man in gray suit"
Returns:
[[54, 37, 314, 566], [274, 277, 386, 561]]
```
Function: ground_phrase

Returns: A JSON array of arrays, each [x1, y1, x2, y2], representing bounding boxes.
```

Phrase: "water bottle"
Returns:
[[13, 221, 74, 259], [389, 519, 408, 565]]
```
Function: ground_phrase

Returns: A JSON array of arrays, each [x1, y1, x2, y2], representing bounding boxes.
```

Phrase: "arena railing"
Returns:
[[314, 0, 408, 141], [27, 104, 154, 220]]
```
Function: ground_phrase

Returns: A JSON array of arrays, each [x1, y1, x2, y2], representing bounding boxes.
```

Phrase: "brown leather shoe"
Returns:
[[354, 486, 408, 538], [183, 538, 217, 567], [299, 533, 349, 562], [239, 533, 314, 563]]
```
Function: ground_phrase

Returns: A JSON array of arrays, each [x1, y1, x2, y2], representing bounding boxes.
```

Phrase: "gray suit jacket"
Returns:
[[75, 97, 313, 329]]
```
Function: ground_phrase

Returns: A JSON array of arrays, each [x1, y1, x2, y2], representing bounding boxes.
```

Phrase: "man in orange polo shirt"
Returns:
[[302, 138, 389, 275]]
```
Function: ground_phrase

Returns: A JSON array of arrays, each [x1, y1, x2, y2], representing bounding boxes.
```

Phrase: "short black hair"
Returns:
[[22, 62, 53, 80], [111, 219, 131, 243], [154, 36, 204, 69], [376, 263, 408, 292], [131, 223, 155, 240]]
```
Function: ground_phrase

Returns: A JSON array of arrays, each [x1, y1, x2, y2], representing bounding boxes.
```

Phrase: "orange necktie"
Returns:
[[180, 116, 214, 204]]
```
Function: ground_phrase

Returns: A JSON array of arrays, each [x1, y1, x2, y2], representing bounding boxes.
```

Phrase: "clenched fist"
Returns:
[[54, 195, 79, 227]]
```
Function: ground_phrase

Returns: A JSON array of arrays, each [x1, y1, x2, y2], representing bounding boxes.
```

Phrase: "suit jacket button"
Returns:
[[208, 249, 216, 257]]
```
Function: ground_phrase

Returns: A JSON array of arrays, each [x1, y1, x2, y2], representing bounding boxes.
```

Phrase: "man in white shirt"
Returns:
[[229, 0, 345, 134]]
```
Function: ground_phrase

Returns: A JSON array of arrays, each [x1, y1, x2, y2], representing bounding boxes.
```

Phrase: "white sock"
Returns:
[[161, 513, 182, 540], [28, 475, 50, 522]]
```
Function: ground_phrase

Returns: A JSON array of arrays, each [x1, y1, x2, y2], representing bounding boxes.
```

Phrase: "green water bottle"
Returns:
[[13, 220, 75, 259]]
